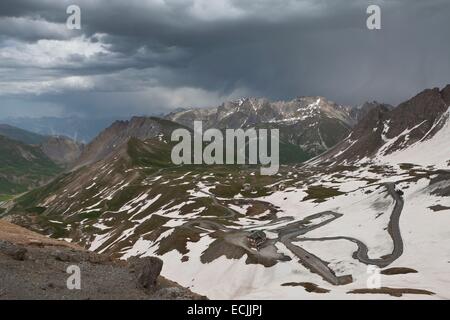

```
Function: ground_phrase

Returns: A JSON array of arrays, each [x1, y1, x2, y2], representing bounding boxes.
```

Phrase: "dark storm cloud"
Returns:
[[0, 0, 450, 118]]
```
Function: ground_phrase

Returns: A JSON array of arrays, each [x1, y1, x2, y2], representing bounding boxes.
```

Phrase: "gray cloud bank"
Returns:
[[0, 0, 449, 119]]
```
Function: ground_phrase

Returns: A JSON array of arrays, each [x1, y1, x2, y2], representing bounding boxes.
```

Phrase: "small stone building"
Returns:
[[247, 230, 267, 250]]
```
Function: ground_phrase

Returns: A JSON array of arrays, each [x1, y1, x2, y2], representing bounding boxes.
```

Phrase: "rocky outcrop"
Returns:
[[129, 256, 164, 289], [0, 240, 27, 261]]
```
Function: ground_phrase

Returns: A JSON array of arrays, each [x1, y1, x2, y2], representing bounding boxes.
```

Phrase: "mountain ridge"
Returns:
[[74, 117, 187, 169], [166, 96, 380, 158], [314, 85, 450, 166], [0, 124, 48, 145]]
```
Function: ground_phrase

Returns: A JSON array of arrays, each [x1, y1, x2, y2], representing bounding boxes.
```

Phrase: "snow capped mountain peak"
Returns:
[[237, 97, 248, 106], [308, 97, 321, 108], [165, 95, 359, 157], [167, 95, 355, 128]]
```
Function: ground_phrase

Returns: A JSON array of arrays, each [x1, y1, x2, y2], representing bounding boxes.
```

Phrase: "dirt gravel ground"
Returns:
[[0, 219, 206, 300], [0, 219, 82, 249]]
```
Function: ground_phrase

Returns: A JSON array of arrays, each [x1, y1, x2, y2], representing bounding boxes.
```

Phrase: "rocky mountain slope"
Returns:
[[74, 117, 184, 169], [316, 85, 450, 166], [40, 136, 84, 167], [166, 96, 369, 158]]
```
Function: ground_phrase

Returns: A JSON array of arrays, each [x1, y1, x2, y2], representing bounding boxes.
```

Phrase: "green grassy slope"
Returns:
[[0, 135, 62, 195]]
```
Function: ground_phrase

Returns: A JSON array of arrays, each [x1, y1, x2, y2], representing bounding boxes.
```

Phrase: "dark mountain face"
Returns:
[[351, 101, 394, 123], [386, 87, 449, 138], [317, 85, 450, 164]]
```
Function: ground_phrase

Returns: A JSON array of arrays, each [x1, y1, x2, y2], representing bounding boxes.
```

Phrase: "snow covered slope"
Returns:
[[380, 107, 450, 168], [316, 85, 450, 168]]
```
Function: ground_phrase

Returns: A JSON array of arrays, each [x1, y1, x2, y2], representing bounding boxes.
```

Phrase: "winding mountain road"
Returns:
[[189, 181, 405, 285], [271, 182, 404, 283]]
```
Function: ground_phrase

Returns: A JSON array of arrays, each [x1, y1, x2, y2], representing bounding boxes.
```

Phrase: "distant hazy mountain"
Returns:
[[0, 124, 47, 145], [0, 116, 124, 143], [0, 135, 62, 195], [0, 125, 83, 195], [0, 124, 84, 167]]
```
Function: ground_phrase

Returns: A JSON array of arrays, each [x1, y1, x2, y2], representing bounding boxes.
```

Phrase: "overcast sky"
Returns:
[[1, 0, 449, 119]]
